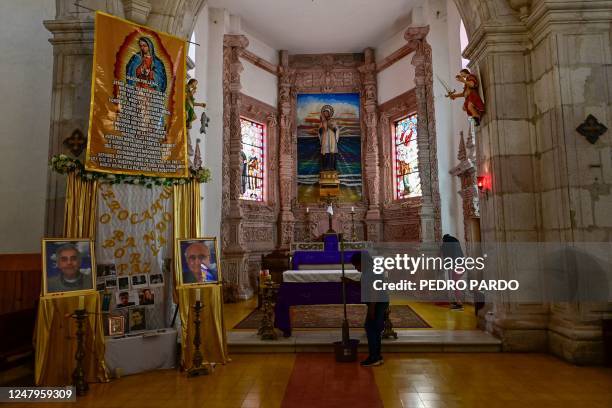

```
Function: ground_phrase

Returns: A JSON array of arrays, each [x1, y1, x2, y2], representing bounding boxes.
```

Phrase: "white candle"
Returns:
[[78, 295, 84, 310], [195, 289, 201, 302], [306, 207, 309, 213], [351, 206, 355, 212]]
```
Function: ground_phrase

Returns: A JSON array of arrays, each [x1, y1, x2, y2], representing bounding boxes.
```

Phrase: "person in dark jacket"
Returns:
[[441, 234, 465, 310]]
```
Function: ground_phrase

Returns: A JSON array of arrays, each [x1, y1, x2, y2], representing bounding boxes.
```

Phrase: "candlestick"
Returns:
[[78, 295, 84, 311], [71, 309, 89, 395], [187, 299, 213, 377]]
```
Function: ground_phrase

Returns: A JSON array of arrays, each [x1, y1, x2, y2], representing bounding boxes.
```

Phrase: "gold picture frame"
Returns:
[[42, 238, 97, 298], [176, 237, 221, 287], [108, 315, 125, 336]]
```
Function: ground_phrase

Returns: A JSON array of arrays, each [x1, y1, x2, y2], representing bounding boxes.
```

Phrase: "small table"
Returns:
[[105, 329, 177, 377]]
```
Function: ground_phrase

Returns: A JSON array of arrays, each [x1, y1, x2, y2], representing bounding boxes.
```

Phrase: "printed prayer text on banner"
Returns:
[[85, 12, 188, 177]]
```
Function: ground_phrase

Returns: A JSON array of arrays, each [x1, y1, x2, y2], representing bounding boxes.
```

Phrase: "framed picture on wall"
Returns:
[[42, 238, 96, 297], [177, 237, 221, 286]]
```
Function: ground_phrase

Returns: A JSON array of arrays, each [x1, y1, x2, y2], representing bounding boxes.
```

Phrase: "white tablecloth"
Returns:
[[105, 329, 177, 377], [282, 269, 361, 283]]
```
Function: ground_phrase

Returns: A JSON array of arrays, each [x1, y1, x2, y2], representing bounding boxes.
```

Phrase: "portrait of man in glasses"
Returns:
[[181, 240, 218, 284]]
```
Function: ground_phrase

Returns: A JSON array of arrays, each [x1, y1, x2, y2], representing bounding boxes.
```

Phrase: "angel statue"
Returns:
[[445, 69, 485, 126], [318, 104, 340, 171], [186, 78, 206, 130]]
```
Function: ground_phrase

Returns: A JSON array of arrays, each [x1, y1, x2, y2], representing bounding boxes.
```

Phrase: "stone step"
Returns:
[[228, 329, 502, 353]]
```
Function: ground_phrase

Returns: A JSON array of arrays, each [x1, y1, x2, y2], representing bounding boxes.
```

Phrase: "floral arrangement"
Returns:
[[50, 154, 211, 187]]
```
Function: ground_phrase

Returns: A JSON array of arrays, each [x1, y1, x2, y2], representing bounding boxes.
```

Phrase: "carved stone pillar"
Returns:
[[358, 48, 382, 241], [277, 50, 295, 249], [221, 34, 251, 298], [404, 26, 441, 243], [43, 18, 95, 235]]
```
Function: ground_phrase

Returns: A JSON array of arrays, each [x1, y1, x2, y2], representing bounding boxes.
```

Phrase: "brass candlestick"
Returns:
[[71, 309, 89, 396], [187, 299, 213, 377], [350, 209, 357, 242], [258, 280, 280, 340]]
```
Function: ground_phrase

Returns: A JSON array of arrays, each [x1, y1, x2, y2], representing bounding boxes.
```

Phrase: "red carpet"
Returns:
[[281, 353, 383, 408]]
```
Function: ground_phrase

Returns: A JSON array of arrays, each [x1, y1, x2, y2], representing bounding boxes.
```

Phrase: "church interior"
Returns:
[[1, 0, 611, 407]]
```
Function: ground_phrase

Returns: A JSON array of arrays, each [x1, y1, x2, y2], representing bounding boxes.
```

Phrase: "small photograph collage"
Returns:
[[97, 259, 170, 336]]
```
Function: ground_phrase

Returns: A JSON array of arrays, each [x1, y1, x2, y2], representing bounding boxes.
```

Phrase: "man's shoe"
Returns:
[[450, 303, 464, 310], [361, 358, 383, 367]]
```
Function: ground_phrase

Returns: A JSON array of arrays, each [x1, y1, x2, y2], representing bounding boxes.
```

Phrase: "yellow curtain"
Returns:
[[63, 172, 98, 239], [178, 286, 229, 368], [34, 172, 108, 385], [35, 293, 108, 385], [173, 181, 229, 366]]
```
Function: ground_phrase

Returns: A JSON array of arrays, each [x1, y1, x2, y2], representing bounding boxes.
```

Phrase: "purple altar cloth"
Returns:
[[274, 281, 362, 337]]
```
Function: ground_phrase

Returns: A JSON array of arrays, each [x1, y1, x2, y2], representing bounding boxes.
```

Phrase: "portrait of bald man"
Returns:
[[181, 239, 218, 284]]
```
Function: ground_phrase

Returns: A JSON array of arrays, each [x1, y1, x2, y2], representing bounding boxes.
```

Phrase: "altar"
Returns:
[[274, 270, 362, 337], [274, 233, 369, 337]]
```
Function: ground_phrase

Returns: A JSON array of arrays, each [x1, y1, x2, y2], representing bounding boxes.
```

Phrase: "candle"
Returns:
[[306, 207, 309, 213], [351, 206, 355, 212], [78, 295, 84, 310], [195, 289, 201, 302]]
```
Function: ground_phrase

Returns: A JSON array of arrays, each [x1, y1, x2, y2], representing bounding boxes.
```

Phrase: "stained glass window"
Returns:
[[240, 118, 265, 201], [394, 114, 421, 199]]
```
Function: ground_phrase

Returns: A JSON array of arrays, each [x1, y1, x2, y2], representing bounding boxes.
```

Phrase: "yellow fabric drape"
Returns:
[[34, 173, 108, 385], [178, 285, 229, 368], [35, 293, 109, 385], [63, 172, 98, 239], [173, 182, 229, 367]]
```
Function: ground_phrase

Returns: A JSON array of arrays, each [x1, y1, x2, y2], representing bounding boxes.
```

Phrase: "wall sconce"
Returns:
[[477, 176, 485, 192], [477, 174, 491, 197]]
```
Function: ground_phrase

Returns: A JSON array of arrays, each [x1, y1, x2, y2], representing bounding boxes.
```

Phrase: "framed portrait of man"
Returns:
[[42, 238, 96, 297], [177, 238, 221, 286]]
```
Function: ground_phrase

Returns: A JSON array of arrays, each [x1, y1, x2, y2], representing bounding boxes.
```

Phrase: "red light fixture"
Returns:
[[477, 176, 485, 191]]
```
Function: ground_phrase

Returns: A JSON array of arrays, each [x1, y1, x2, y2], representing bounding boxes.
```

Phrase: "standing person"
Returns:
[[441, 234, 465, 310], [351, 252, 388, 367]]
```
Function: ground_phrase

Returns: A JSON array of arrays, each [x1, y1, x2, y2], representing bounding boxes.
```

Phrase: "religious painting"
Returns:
[[177, 238, 220, 286], [42, 239, 96, 297], [297, 93, 362, 203], [108, 315, 125, 336], [394, 114, 422, 199], [239, 118, 265, 201], [85, 12, 188, 177]]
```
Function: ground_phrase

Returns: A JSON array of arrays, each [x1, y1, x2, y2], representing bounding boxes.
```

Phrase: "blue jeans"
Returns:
[[364, 302, 388, 360]]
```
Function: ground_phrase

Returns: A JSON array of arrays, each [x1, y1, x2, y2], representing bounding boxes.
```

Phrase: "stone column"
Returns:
[[462, 13, 550, 352], [404, 26, 441, 243], [277, 50, 295, 249], [221, 34, 251, 298], [43, 17, 96, 235], [358, 48, 382, 241]]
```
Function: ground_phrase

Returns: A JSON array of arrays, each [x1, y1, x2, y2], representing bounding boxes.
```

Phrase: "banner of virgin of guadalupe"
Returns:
[[85, 12, 188, 177]]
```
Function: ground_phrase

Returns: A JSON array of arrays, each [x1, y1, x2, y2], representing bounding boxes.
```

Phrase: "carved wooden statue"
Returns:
[[445, 69, 485, 126]]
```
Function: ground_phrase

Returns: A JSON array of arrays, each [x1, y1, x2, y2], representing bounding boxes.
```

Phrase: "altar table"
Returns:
[[274, 269, 362, 337]]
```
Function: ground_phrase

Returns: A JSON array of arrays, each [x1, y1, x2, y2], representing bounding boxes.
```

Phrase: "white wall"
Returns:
[[196, 6, 228, 239], [376, 27, 416, 104], [423, 0, 463, 240], [241, 30, 278, 108], [0, 0, 54, 253]]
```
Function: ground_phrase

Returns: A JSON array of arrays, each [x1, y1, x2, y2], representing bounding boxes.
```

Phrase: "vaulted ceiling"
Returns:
[[207, 0, 419, 53]]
